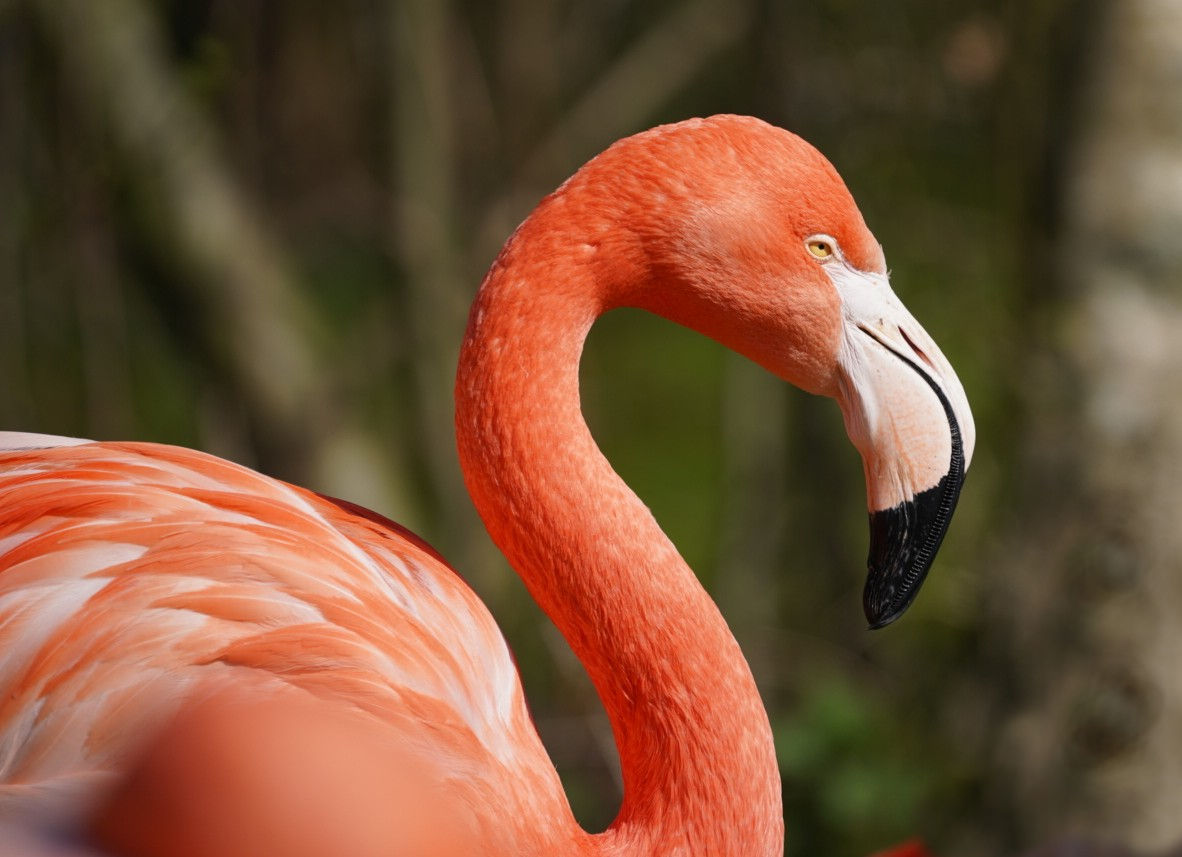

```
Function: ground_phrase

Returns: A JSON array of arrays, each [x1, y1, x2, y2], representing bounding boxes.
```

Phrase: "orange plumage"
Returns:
[[0, 116, 973, 856]]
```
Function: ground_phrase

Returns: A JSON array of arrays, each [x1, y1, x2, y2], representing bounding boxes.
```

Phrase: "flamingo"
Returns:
[[0, 115, 974, 856]]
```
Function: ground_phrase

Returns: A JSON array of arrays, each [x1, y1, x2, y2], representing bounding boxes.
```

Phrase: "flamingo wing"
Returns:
[[0, 438, 562, 835]]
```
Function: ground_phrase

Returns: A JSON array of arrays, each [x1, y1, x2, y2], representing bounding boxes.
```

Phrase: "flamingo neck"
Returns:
[[455, 200, 782, 856]]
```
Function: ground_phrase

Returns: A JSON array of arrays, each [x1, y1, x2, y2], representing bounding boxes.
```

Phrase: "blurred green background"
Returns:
[[5, 1, 1182, 855]]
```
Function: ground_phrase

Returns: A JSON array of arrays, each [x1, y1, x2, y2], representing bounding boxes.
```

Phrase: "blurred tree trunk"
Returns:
[[27, 0, 412, 516], [389, 0, 489, 565], [995, 0, 1182, 848], [715, 358, 789, 686], [0, 10, 34, 430]]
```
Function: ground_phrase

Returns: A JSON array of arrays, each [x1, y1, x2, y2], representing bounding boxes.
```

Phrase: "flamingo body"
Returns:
[[0, 439, 573, 851]]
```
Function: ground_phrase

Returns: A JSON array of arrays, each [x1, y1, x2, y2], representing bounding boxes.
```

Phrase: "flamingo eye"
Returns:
[[806, 237, 836, 260]]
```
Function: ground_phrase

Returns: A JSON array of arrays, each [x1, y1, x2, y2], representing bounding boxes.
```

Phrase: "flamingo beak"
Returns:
[[827, 264, 975, 629]]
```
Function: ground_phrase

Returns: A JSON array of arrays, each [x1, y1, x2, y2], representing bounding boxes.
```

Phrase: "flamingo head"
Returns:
[[590, 115, 975, 627]]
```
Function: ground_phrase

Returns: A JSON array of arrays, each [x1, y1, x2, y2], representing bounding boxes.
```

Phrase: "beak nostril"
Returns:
[[898, 328, 937, 374]]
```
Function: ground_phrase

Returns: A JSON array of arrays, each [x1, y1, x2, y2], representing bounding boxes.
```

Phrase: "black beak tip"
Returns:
[[863, 583, 919, 630], [861, 468, 963, 631]]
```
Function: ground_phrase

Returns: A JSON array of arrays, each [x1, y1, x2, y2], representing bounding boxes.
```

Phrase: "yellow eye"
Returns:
[[806, 238, 834, 259]]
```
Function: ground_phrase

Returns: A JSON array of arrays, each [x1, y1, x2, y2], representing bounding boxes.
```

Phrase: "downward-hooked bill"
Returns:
[[828, 263, 975, 628]]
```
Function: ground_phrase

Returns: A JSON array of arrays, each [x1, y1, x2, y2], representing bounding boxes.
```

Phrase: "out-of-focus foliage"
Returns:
[[3, 0, 1151, 855]]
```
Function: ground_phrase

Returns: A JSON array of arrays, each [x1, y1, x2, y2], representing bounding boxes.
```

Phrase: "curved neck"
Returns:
[[455, 198, 782, 856]]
